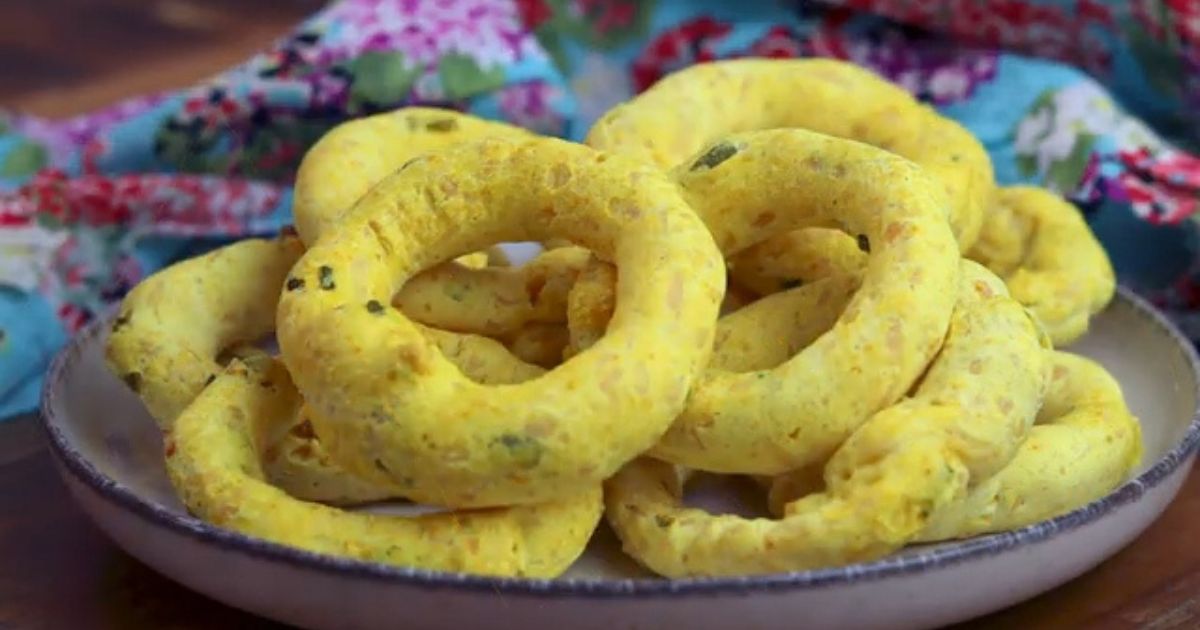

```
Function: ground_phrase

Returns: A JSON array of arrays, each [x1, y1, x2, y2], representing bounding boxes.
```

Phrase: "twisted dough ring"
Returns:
[[166, 357, 601, 578], [617, 128, 960, 475], [967, 186, 1116, 346], [586, 58, 993, 250], [606, 261, 1049, 577], [105, 236, 549, 504], [277, 136, 725, 508]]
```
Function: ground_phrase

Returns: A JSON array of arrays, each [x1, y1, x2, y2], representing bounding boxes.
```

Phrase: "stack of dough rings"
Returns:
[[106, 59, 1143, 579]]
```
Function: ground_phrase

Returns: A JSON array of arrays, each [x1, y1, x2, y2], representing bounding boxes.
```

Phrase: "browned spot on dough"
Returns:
[[884, 221, 906, 243], [998, 398, 1013, 413], [525, 418, 557, 438], [753, 211, 776, 228], [1052, 364, 1068, 380], [549, 163, 571, 187], [667, 273, 685, 313], [887, 320, 904, 353], [290, 419, 317, 440], [968, 360, 983, 375], [973, 280, 994, 298]]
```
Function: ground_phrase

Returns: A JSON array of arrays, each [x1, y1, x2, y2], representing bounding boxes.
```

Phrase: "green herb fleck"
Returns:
[[366, 300, 385, 314], [654, 514, 675, 528], [112, 312, 132, 331], [691, 142, 739, 171], [856, 234, 870, 253], [123, 372, 143, 392], [318, 266, 335, 290], [286, 277, 305, 291], [494, 433, 544, 470], [425, 118, 458, 132]]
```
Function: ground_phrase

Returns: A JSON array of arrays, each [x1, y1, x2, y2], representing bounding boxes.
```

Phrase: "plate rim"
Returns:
[[39, 286, 1200, 599]]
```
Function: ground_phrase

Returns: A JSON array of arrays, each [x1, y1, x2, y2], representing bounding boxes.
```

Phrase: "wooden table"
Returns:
[[2, 2, 1200, 628]]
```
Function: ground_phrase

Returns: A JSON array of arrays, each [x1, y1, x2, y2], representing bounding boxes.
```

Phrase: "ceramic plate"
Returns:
[[40, 287, 1200, 630]]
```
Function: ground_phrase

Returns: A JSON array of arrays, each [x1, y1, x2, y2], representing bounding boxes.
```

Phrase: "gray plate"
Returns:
[[40, 287, 1200, 630]]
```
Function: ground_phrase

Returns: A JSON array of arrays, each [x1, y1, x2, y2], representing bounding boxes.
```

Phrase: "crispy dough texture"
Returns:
[[967, 186, 1116, 346], [106, 234, 550, 505], [915, 352, 1143, 540], [646, 129, 960, 474], [586, 58, 993, 250], [166, 357, 601, 578], [295, 106, 586, 337], [265, 326, 546, 505], [105, 236, 304, 426], [276, 136, 725, 508], [728, 228, 867, 296], [605, 262, 1048, 577], [293, 107, 530, 245], [396, 245, 592, 337]]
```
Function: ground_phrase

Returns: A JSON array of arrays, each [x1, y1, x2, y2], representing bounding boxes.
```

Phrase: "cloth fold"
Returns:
[[1, 0, 1198, 418]]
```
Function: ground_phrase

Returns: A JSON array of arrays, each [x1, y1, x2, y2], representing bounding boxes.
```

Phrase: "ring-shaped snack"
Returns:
[[967, 186, 1116, 346], [106, 236, 548, 505], [276, 136, 726, 508], [586, 58, 993, 250], [728, 228, 867, 297], [293, 107, 531, 245], [605, 261, 1047, 577], [266, 325, 547, 504], [649, 129, 959, 474], [105, 236, 304, 426], [166, 357, 601, 578], [396, 245, 592, 337], [915, 351, 1142, 540]]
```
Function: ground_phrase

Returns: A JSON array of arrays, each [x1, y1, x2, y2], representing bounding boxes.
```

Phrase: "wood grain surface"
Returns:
[[2, 2, 1199, 629]]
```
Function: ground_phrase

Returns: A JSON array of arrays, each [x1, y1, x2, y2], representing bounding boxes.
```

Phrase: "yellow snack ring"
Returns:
[[649, 129, 959, 474], [395, 245, 591, 337], [265, 326, 546, 505], [708, 273, 859, 373], [276, 136, 725, 508], [586, 58, 993, 250], [166, 357, 601, 578], [916, 352, 1143, 541], [968, 186, 1116, 346], [606, 261, 1046, 577], [105, 236, 304, 426], [293, 107, 530, 245], [503, 323, 570, 369], [728, 228, 867, 297]]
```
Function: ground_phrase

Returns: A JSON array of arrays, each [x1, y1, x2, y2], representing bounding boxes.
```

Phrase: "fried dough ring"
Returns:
[[166, 357, 601, 578], [605, 262, 1047, 577], [276, 136, 725, 508], [106, 235, 550, 504], [267, 326, 546, 504], [105, 236, 304, 426], [293, 107, 531, 246], [295, 106, 592, 338], [646, 129, 960, 474], [915, 352, 1142, 540], [586, 58, 993, 250], [396, 245, 591, 337], [728, 228, 867, 297], [967, 186, 1116, 346]]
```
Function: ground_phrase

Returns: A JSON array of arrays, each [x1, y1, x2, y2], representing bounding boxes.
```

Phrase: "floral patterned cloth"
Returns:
[[1, 0, 1199, 419]]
